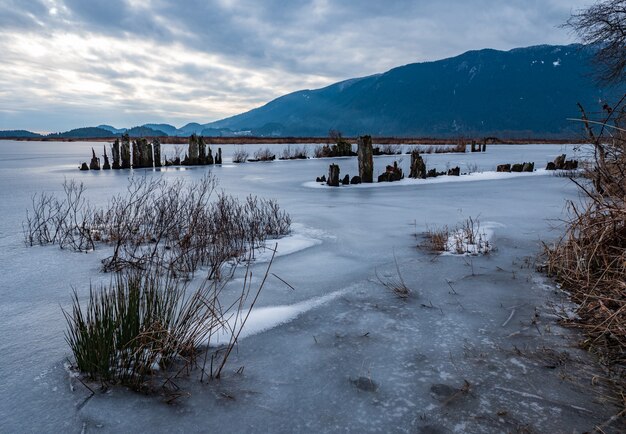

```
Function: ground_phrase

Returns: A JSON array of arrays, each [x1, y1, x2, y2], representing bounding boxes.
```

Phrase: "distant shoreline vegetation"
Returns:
[[0, 134, 587, 145]]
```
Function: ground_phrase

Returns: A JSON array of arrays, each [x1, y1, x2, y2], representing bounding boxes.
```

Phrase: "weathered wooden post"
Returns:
[[188, 134, 199, 165], [121, 135, 131, 169], [132, 139, 141, 168], [328, 164, 340, 186], [554, 154, 566, 170], [111, 139, 121, 169], [357, 135, 373, 183], [89, 148, 100, 170], [141, 138, 153, 167], [102, 145, 111, 170], [152, 138, 161, 167], [198, 135, 206, 164], [409, 150, 426, 179]]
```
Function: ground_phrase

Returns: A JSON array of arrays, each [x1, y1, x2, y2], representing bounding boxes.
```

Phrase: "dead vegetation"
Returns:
[[424, 217, 491, 255], [543, 97, 626, 407], [376, 253, 411, 299], [64, 250, 275, 394], [24, 175, 291, 278]]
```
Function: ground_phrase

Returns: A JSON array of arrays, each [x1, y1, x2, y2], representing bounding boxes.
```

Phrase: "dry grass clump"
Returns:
[[376, 253, 411, 299], [424, 217, 491, 255], [425, 225, 450, 252], [544, 99, 626, 372], [65, 254, 273, 392]]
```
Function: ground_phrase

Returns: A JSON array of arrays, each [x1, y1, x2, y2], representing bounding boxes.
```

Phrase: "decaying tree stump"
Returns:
[[102, 145, 111, 170], [522, 162, 534, 172], [342, 174, 350, 185], [378, 161, 403, 182], [328, 164, 340, 186], [79, 162, 89, 171], [357, 135, 374, 183], [187, 134, 200, 165], [207, 147, 214, 165], [496, 164, 511, 172], [153, 138, 161, 167], [409, 151, 426, 179], [553, 154, 566, 170], [216, 148, 222, 164], [198, 135, 206, 164], [447, 166, 460, 176], [89, 148, 100, 170], [121, 135, 131, 169], [111, 139, 121, 169]]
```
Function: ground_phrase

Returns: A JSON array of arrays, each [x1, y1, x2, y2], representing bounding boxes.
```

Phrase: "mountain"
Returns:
[[97, 124, 127, 134], [0, 130, 43, 138], [125, 126, 168, 137], [47, 127, 114, 138], [177, 123, 206, 136], [205, 44, 624, 138], [143, 123, 178, 136]]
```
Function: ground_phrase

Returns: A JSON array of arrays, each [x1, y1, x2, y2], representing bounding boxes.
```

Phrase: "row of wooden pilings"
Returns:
[[80, 134, 222, 170]]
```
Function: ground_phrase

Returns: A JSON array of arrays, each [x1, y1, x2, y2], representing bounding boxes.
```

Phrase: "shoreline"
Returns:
[[0, 136, 587, 145]]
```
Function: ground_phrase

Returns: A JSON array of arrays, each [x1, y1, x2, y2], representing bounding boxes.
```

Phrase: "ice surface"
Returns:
[[0, 141, 621, 433]]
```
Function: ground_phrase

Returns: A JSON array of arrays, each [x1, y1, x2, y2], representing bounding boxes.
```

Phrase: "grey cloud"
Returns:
[[0, 0, 593, 131]]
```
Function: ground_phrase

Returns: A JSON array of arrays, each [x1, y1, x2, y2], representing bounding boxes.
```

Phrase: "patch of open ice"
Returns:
[[207, 289, 346, 346], [303, 169, 551, 189]]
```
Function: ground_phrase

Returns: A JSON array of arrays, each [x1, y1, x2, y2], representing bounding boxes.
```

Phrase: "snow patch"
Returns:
[[208, 289, 347, 346], [253, 223, 325, 262], [304, 170, 551, 189]]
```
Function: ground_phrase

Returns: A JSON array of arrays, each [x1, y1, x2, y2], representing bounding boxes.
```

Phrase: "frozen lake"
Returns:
[[0, 141, 621, 433]]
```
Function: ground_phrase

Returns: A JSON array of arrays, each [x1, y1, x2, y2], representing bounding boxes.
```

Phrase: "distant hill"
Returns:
[[204, 44, 624, 138], [143, 123, 178, 136], [125, 126, 168, 137], [97, 124, 127, 134], [177, 123, 205, 136], [46, 127, 114, 139], [0, 130, 43, 138]]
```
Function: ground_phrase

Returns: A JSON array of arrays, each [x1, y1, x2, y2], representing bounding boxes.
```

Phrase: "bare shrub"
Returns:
[[465, 162, 481, 174], [253, 147, 276, 161], [379, 144, 402, 155], [23, 180, 96, 252], [408, 144, 467, 154], [280, 145, 308, 160], [24, 175, 291, 278], [232, 147, 249, 163]]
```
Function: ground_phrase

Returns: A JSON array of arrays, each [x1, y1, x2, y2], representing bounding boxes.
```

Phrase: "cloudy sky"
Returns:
[[0, 0, 589, 132]]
